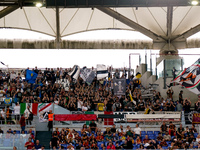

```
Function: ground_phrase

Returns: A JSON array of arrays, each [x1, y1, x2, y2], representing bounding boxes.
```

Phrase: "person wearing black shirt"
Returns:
[[153, 99, 161, 111], [183, 98, 191, 113], [75, 141, 82, 150], [138, 99, 145, 111], [89, 120, 98, 133], [177, 124, 185, 139], [179, 90, 183, 104], [115, 142, 122, 150], [50, 135, 59, 148], [169, 100, 176, 111], [121, 140, 133, 149], [147, 142, 156, 149], [160, 122, 168, 134], [106, 101, 113, 111], [111, 124, 117, 133]]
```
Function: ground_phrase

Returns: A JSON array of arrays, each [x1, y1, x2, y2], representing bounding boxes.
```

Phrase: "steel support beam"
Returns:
[[97, 7, 164, 41], [55, 6, 61, 49], [46, 0, 194, 8], [0, 5, 19, 19], [166, 6, 173, 38], [172, 24, 200, 41]]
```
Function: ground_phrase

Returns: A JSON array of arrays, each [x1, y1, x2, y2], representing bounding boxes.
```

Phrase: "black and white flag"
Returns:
[[69, 65, 80, 80], [97, 64, 108, 80], [80, 67, 95, 85], [0, 61, 5, 66], [113, 79, 126, 95]]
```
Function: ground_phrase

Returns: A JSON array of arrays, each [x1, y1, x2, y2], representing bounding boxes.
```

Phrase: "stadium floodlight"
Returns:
[[35, 2, 43, 7], [190, 0, 199, 5]]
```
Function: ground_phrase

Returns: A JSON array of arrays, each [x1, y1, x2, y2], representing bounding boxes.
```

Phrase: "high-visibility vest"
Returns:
[[48, 113, 54, 121]]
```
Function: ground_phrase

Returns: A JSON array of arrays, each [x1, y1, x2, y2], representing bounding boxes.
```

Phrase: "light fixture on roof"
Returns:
[[190, 0, 199, 5], [35, 2, 43, 7]]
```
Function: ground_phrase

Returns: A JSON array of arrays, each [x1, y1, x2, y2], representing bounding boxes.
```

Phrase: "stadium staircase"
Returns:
[[136, 63, 197, 103], [35, 131, 52, 149]]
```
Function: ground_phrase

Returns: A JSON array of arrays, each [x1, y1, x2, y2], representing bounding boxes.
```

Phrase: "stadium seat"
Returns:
[[154, 131, 160, 135], [147, 131, 153, 135], [148, 135, 155, 140], [166, 141, 171, 146], [194, 146, 198, 149], [105, 141, 109, 146], [118, 141, 122, 145], [133, 144, 137, 150], [141, 131, 146, 135], [194, 133, 198, 138], [77, 131, 81, 136], [7, 130, 13, 133], [16, 130, 20, 134], [97, 142, 104, 147], [61, 144, 68, 148], [136, 144, 140, 148], [162, 146, 168, 149]]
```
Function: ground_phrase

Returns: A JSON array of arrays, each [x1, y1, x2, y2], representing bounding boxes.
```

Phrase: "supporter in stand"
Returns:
[[134, 124, 141, 137], [169, 121, 176, 136], [89, 120, 98, 134], [183, 98, 191, 112], [156, 133, 163, 142], [163, 131, 171, 141], [34, 140, 42, 149], [143, 135, 150, 144], [160, 122, 168, 135], [50, 134, 59, 149], [24, 137, 34, 150], [177, 124, 185, 139]]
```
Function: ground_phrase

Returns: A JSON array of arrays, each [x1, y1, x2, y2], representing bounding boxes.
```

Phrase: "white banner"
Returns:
[[97, 64, 108, 80], [126, 114, 180, 119]]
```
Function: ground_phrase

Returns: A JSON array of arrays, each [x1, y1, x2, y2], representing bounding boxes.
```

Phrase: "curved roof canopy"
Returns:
[[0, 0, 200, 51]]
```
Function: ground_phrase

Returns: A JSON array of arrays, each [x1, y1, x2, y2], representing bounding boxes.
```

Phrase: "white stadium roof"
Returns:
[[0, 0, 200, 51]]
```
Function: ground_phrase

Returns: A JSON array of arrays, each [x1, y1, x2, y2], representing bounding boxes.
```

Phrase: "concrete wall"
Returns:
[[136, 64, 147, 75], [140, 71, 152, 88]]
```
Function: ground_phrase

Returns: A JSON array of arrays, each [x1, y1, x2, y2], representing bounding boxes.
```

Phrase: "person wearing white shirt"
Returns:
[[14, 102, 20, 124], [24, 105, 32, 125], [77, 99, 83, 111], [0, 108, 5, 124], [82, 103, 88, 112], [134, 124, 141, 137]]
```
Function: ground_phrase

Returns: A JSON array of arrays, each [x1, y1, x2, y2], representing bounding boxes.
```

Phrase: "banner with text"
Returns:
[[192, 113, 200, 124], [113, 79, 126, 95]]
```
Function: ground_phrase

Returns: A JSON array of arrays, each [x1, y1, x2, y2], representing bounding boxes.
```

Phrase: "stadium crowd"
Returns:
[[0, 67, 199, 150], [3, 121, 200, 149], [48, 121, 200, 150], [0, 67, 192, 114]]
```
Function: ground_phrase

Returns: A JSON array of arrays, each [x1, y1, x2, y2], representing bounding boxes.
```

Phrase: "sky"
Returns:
[[0, 29, 200, 73]]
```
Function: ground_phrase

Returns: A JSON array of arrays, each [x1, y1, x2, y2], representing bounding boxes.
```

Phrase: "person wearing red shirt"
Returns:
[[96, 132, 104, 141], [106, 141, 116, 150], [24, 137, 34, 150], [20, 114, 26, 132], [143, 135, 150, 144]]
